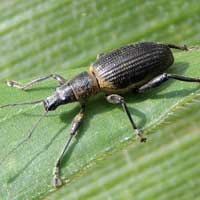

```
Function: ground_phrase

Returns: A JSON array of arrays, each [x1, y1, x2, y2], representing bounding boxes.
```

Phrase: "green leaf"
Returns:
[[48, 97, 200, 200], [0, 0, 200, 200], [0, 51, 200, 200], [1, 0, 200, 80]]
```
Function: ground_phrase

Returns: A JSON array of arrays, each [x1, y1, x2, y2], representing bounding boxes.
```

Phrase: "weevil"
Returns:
[[1, 42, 200, 187]]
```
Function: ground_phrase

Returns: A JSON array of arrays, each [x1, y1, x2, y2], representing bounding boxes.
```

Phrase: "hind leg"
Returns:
[[137, 73, 200, 93]]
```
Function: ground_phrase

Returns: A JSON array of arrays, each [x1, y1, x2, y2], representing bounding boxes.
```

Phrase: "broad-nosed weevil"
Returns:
[[1, 42, 200, 187]]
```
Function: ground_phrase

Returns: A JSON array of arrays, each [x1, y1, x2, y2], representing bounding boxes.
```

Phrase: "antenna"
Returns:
[[0, 109, 48, 165], [0, 100, 43, 109]]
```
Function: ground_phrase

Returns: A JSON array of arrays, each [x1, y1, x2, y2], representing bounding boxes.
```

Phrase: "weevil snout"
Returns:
[[43, 94, 59, 111], [43, 85, 76, 111]]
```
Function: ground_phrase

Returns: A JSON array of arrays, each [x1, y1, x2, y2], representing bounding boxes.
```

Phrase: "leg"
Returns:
[[53, 105, 85, 187], [7, 74, 67, 90], [167, 44, 188, 51], [138, 73, 200, 93], [166, 43, 200, 51], [106, 94, 146, 143]]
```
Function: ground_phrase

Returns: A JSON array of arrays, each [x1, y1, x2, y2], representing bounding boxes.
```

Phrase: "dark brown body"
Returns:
[[44, 42, 176, 110], [3, 41, 200, 188], [90, 42, 174, 93]]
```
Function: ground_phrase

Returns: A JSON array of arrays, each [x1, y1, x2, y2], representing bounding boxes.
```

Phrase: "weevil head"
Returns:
[[43, 84, 76, 111], [43, 71, 99, 111]]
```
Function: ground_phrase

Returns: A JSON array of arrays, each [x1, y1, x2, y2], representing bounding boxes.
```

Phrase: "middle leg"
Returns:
[[106, 94, 146, 142]]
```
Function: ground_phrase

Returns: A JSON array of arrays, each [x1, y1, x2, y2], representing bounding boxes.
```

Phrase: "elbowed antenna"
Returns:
[[0, 99, 43, 109]]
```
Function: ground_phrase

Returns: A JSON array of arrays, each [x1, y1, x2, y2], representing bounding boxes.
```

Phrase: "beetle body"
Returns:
[[44, 42, 175, 110], [90, 42, 174, 93], [3, 41, 200, 187]]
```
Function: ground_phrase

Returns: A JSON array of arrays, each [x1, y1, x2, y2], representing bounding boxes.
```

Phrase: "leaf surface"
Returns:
[[0, 0, 200, 199]]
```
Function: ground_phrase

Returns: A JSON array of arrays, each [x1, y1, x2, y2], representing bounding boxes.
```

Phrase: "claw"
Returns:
[[6, 80, 24, 89], [140, 137, 147, 143], [53, 175, 62, 188], [53, 166, 62, 188], [6, 80, 15, 87], [135, 129, 147, 143]]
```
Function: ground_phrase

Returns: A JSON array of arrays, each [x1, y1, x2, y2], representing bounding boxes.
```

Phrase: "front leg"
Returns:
[[106, 94, 146, 143], [7, 74, 67, 90], [53, 105, 85, 187]]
